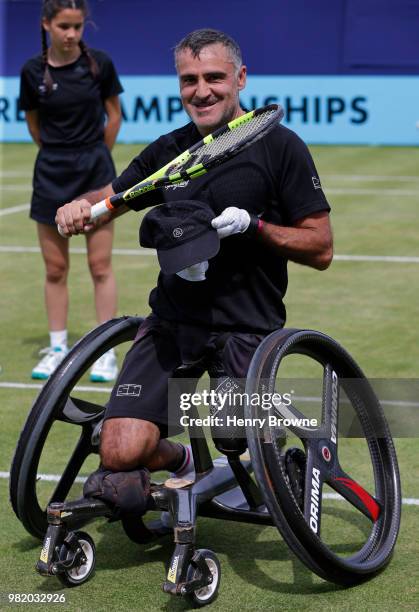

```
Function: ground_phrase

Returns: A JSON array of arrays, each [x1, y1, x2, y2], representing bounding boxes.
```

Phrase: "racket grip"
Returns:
[[90, 198, 113, 220], [56, 198, 113, 237]]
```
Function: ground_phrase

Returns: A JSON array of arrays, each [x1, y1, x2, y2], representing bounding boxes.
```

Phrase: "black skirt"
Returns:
[[30, 141, 117, 226]]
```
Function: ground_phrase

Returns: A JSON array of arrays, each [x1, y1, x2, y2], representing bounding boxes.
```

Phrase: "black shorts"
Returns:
[[104, 315, 265, 438], [30, 141, 117, 226]]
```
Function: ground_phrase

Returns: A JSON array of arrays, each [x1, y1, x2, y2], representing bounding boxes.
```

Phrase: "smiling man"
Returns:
[[55, 29, 332, 522], [175, 30, 247, 135]]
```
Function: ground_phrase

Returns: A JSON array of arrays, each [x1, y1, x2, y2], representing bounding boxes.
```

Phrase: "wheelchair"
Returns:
[[10, 316, 401, 605]]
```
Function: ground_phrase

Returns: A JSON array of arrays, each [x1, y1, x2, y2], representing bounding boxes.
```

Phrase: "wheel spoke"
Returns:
[[322, 364, 339, 449], [303, 449, 325, 537], [58, 397, 105, 425], [329, 468, 381, 522], [271, 398, 319, 438], [49, 428, 93, 504]]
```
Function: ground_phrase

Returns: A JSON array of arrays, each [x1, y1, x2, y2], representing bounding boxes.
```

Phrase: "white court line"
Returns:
[[1, 245, 419, 263], [324, 188, 418, 196], [1, 184, 418, 197], [1, 185, 31, 191], [0, 245, 155, 256], [0, 204, 30, 217], [322, 492, 419, 506], [0, 382, 112, 393], [293, 395, 419, 409], [0, 470, 86, 484], [0, 470, 417, 505], [0, 171, 32, 178], [1, 172, 418, 182], [323, 174, 419, 183], [1, 382, 418, 409], [333, 254, 419, 263]]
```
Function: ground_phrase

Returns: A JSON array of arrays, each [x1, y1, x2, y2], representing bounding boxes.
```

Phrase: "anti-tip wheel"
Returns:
[[185, 549, 221, 607], [56, 531, 96, 587]]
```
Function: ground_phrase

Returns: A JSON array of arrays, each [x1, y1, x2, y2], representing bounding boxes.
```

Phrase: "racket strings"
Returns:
[[169, 108, 278, 175]]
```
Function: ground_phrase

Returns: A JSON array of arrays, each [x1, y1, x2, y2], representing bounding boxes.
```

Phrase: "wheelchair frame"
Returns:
[[10, 316, 401, 604]]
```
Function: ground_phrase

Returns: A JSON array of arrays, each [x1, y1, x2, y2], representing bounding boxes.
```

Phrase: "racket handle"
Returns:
[[56, 198, 114, 237], [90, 198, 113, 220]]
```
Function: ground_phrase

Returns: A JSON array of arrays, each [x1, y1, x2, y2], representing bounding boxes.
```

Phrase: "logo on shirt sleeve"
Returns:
[[116, 384, 142, 397], [312, 176, 322, 190]]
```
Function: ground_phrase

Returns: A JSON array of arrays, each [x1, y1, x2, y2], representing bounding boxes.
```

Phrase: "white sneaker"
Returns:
[[90, 349, 118, 383], [161, 444, 195, 528], [31, 346, 67, 380]]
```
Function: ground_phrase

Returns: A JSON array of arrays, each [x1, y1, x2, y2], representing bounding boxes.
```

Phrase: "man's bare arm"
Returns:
[[258, 211, 333, 270]]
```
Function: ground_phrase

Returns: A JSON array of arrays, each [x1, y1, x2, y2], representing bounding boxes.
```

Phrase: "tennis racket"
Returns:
[[58, 104, 283, 235]]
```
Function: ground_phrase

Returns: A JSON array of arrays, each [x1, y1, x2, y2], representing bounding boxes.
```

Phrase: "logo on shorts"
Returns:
[[173, 227, 183, 238], [116, 384, 142, 397], [312, 176, 322, 190]]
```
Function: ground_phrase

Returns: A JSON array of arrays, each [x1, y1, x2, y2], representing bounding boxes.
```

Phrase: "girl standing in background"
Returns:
[[19, 0, 123, 382]]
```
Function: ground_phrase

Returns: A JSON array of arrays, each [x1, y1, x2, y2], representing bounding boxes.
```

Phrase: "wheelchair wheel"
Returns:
[[185, 549, 221, 607], [56, 531, 96, 587], [245, 328, 401, 586], [10, 316, 143, 540]]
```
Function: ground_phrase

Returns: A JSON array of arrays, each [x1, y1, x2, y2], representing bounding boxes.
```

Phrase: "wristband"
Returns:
[[244, 215, 265, 238], [257, 219, 265, 233], [244, 214, 260, 237]]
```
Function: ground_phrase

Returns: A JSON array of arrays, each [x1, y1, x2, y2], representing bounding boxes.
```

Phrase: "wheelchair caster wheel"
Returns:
[[184, 549, 221, 607], [56, 531, 96, 587]]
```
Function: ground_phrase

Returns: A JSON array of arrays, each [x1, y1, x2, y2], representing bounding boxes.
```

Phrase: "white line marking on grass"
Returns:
[[0, 171, 32, 178], [0, 470, 417, 505], [1, 383, 418, 409], [1, 185, 31, 191], [0, 204, 30, 216], [322, 492, 419, 506], [1, 246, 419, 263], [0, 245, 157, 256], [324, 174, 419, 183], [333, 255, 419, 263], [0, 471, 87, 484], [2, 187, 418, 197], [293, 395, 419, 408], [0, 381, 112, 393], [325, 188, 418, 196], [0, 246, 40, 253]]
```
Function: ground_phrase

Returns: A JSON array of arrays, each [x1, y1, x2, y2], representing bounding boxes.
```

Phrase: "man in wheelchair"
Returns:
[[56, 28, 333, 521]]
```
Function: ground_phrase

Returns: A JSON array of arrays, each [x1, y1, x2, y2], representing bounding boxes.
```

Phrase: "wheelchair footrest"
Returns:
[[199, 485, 274, 526]]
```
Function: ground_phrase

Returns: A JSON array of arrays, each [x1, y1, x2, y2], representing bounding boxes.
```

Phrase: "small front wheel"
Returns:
[[56, 531, 96, 587], [185, 549, 221, 607]]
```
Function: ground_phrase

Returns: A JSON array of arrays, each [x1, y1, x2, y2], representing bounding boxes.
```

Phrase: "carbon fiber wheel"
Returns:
[[10, 317, 143, 539], [245, 328, 401, 585]]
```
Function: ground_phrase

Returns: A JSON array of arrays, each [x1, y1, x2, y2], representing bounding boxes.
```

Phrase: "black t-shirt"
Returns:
[[19, 49, 123, 148], [113, 121, 330, 333]]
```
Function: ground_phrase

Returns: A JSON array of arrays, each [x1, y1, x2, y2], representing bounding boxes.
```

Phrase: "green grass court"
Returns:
[[0, 143, 418, 610]]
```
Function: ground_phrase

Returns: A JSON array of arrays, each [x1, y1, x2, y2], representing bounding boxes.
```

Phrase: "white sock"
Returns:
[[50, 330, 68, 351]]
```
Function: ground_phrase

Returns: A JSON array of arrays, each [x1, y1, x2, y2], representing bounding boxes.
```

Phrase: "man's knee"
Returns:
[[100, 417, 160, 471]]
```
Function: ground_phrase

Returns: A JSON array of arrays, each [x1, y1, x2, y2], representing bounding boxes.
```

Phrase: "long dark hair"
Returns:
[[41, 0, 99, 94]]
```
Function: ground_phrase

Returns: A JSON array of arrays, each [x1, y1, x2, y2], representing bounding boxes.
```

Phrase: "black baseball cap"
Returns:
[[139, 200, 220, 274]]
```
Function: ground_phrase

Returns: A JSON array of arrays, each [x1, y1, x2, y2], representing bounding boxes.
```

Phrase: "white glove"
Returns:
[[176, 261, 209, 282], [211, 206, 251, 239]]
